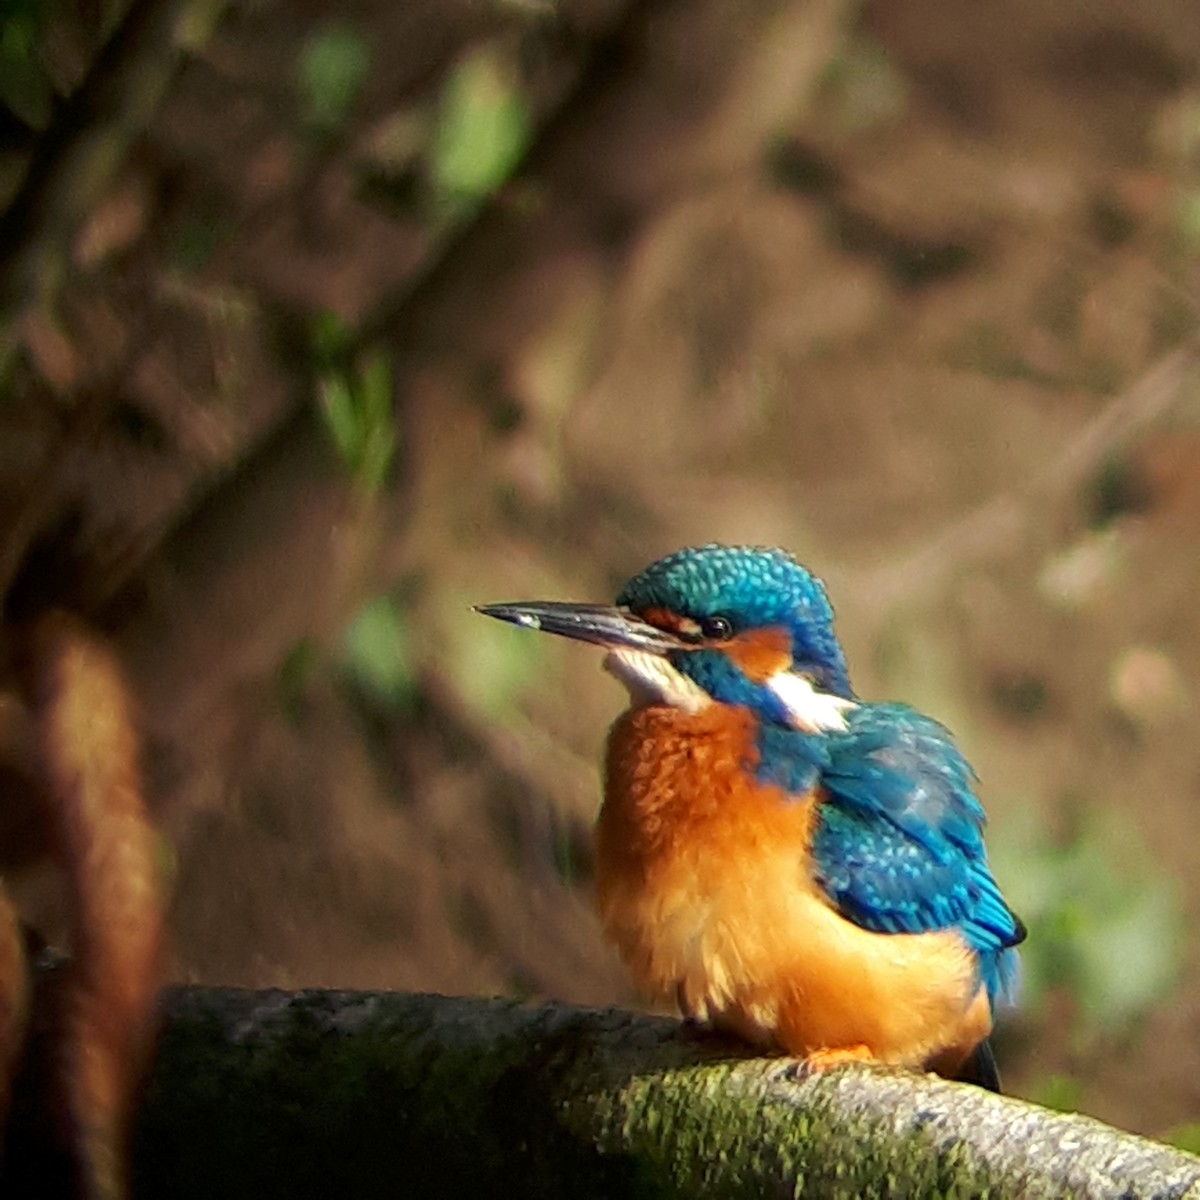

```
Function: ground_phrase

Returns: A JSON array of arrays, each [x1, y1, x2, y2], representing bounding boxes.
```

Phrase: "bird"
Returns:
[[476, 544, 1025, 1090]]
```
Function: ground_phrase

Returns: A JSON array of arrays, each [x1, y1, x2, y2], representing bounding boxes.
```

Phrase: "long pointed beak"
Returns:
[[474, 601, 683, 654]]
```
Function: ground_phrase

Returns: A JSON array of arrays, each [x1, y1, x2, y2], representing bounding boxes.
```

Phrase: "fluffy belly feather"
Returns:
[[596, 704, 991, 1069]]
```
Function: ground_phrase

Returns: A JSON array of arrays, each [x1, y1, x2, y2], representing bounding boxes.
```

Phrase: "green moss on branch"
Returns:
[[112, 988, 1200, 1199]]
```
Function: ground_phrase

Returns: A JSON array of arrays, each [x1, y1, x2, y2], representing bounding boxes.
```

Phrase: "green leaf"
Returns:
[[298, 23, 371, 136], [354, 351, 396, 492], [0, 10, 53, 130], [311, 310, 352, 365], [340, 595, 415, 707], [432, 45, 530, 215], [317, 373, 362, 466], [313, 324, 396, 493], [277, 637, 319, 724]]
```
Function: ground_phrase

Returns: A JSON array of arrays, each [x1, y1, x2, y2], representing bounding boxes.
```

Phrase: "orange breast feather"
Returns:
[[596, 704, 991, 1070]]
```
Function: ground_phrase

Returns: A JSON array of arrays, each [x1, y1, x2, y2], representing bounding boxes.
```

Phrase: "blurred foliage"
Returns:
[[431, 43, 531, 218], [312, 313, 396, 494], [442, 587, 547, 724], [995, 807, 1185, 1041], [0, 0, 53, 130], [170, 215, 226, 274], [1164, 1122, 1200, 1154], [297, 22, 371, 140], [1028, 1073, 1085, 1115], [945, 323, 1061, 387], [1152, 89, 1200, 252], [1177, 192, 1200, 253], [1036, 528, 1126, 611], [339, 592, 418, 709], [816, 37, 909, 135], [276, 636, 319, 725]]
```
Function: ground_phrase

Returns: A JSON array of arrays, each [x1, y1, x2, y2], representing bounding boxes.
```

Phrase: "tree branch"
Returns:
[[12, 985, 1196, 1198]]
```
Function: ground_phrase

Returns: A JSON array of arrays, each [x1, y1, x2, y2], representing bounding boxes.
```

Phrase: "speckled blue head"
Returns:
[[617, 545, 853, 699]]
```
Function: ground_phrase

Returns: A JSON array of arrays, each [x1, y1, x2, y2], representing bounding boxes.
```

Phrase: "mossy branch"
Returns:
[[13, 986, 1198, 1199]]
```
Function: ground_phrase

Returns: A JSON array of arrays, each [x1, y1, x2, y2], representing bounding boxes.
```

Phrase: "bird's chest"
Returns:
[[595, 704, 818, 1021]]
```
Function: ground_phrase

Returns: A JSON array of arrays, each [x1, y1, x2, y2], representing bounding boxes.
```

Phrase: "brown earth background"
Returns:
[[2, 0, 1200, 1144]]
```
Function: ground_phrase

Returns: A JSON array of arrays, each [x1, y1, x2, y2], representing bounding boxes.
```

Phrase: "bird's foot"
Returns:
[[803, 1044, 875, 1072]]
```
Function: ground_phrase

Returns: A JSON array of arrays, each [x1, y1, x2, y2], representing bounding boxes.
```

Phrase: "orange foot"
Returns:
[[803, 1044, 876, 1071]]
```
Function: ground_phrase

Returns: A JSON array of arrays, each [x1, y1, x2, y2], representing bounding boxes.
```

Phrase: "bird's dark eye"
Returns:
[[699, 615, 734, 641]]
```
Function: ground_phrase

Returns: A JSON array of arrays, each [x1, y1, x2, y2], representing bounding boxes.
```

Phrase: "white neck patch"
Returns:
[[767, 670, 856, 732], [604, 649, 712, 714]]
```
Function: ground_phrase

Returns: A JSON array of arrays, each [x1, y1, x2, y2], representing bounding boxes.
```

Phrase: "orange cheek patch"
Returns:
[[725, 627, 793, 683]]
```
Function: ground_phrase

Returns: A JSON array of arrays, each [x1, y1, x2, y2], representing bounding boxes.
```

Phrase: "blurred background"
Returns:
[[1, 0, 1199, 1144]]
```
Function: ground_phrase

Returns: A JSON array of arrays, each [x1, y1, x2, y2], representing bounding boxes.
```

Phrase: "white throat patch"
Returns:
[[604, 649, 712, 714], [767, 670, 856, 732]]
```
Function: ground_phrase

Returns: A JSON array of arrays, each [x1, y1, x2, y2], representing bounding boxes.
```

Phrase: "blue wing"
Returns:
[[757, 703, 1024, 1006]]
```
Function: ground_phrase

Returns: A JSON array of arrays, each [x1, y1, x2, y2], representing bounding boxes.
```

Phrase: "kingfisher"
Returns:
[[476, 544, 1024, 1090]]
